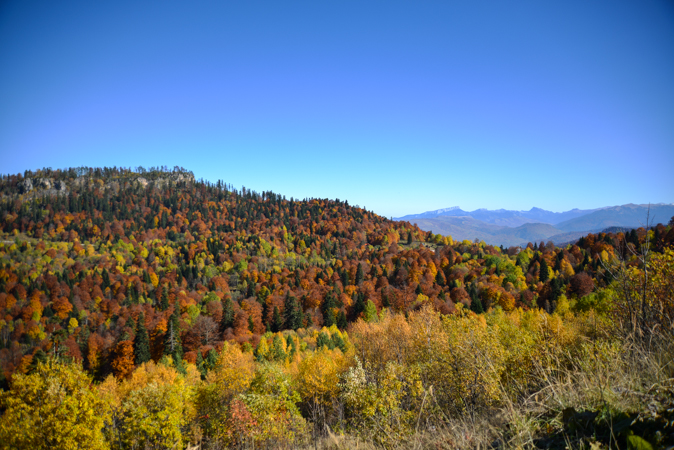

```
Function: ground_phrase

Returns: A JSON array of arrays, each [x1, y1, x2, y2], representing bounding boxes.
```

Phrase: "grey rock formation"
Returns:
[[18, 178, 33, 193]]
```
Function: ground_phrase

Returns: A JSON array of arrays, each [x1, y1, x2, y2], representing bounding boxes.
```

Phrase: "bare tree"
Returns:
[[194, 315, 218, 346]]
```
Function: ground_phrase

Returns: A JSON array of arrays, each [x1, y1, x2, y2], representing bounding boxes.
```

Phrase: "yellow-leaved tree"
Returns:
[[0, 359, 109, 450]]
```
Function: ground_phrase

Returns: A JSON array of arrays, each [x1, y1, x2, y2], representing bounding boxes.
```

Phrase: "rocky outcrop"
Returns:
[[18, 179, 33, 193], [18, 177, 68, 196]]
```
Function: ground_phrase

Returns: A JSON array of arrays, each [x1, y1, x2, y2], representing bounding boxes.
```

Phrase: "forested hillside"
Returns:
[[0, 167, 673, 449]]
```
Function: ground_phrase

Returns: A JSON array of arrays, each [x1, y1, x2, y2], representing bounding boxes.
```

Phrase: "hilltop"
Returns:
[[1, 167, 673, 448]]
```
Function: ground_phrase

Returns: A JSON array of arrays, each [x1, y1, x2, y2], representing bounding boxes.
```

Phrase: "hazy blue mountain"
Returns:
[[411, 216, 565, 247], [396, 206, 598, 226], [399, 202, 673, 247], [556, 203, 674, 232]]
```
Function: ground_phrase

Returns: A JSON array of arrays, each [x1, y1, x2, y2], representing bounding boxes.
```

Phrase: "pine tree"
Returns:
[[316, 331, 333, 350], [283, 295, 300, 330], [331, 332, 347, 352], [164, 303, 183, 366], [322, 292, 336, 327], [134, 313, 151, 365], [363, 300, 378, 323], [336, 310, 348, 329], [353, 292, 365, 319], [539, 259, 550, 282], [196, 351, 206, 380], [271, 334, 287, 361], [205, 349, 218, 371], [272, 306, 283, 332], [355, 263, 364, 285], [470, 296, 484, 314], [160, 286, 169, 311], [435, 269, 446, 286], [220, 297, 234, 332]]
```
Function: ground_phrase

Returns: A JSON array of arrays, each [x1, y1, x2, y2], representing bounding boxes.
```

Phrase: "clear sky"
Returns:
[[1, 0, 673, 218]]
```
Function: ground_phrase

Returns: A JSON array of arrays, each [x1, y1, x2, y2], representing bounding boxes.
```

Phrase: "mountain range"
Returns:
[[395, 203, 674, 247]]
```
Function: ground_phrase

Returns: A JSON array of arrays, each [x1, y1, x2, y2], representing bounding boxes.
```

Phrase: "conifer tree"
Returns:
[[271, 306, 283, 332], [355, 263, 364, 285], [540, 259, 550, 282], [353, 292, 365, 319], [160, 286, 169, 311], [196, 351, 206, 380], [381, 287, 390, 308], [134, 313, 151, 365], [283, 294, 300, 330], [363, 300, 378, 323], [271, 334, 287, 361], [336, 310, 348, 329], [220, 297, 234, 332], [316, 331, 333, 350], [470, 296, 484, 314], [164, 303, 183, 366], [322, 292, 336, 327]]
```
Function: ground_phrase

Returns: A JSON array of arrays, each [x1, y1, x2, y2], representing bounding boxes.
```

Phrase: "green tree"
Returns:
[[322, 293, 336, 327], [220, 297, 234, 333], [283, 295, 301, 330], [539, 259, 550, 282], [272, 306, 283, 332], [363, 300, 378, 323], [134, 312, 151, 365], [355, 263, 364, 285], [164, 303, 184, 373]]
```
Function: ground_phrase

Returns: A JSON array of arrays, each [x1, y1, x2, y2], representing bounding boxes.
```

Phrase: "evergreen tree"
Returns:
[[470, 296, 484, 314], [220, 297, 234, 332], [196, 351, 206, 380], [286, 335, 297, 359], [355, 263, 364, 285], [381, 288, 390, 308], [341, 269, 350, 286], [353, 292, 365, 319], [134, 313, 151, 365], [407, 231, 413, 245], [316, 331, 333, 350], [336, 310, 348, 329], [540, 259, 550, 282], [160, 286, 169, 311], [205, 349, 218, 371], [322, 292, 336, 327], [101, 269, 110, 290], [272, 306, 283, 332], [331, 333, 347, 352], [435, 269, 446, 286], [271, 334, 287, 361], [283, 294, 300, 330], [363, 300, 378, 323], [164, 303, 183, 366]]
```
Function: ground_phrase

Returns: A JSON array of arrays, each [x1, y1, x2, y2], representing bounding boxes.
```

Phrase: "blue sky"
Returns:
[[1, 0, 673, 218]]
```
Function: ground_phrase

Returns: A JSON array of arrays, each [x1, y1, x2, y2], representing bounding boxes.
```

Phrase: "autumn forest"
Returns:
[[0, 166, 672, 449]]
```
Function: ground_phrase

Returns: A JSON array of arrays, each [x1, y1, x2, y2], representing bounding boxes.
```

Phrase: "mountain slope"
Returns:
[[397, 206, 599, 226], [557, 203, 674, 232], [410, 216, 564, 247]]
